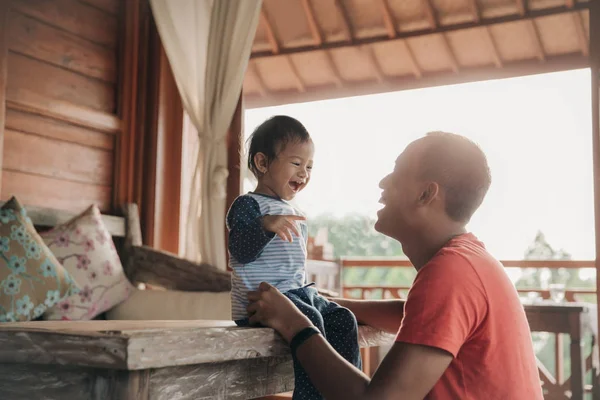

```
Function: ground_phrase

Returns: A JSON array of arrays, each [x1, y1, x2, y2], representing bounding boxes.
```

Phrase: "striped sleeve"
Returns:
[[226, 196, 275, 264]]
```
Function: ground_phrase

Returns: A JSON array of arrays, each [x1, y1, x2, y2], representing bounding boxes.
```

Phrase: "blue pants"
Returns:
[[237, 286, 362, 399]]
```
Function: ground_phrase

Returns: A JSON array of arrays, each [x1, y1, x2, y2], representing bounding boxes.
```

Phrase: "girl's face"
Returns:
[[254, 140, 314, 201]]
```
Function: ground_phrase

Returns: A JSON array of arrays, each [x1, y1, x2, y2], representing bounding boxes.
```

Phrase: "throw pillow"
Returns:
[[41, 205, 134, 320], [0, 197, 79, 322]]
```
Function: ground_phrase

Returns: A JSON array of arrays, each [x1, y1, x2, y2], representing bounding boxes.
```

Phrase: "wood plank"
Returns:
[[1, 170, 112, 212], [5, 108, 114, 150], [148, 357, 294, 400], [0, 320, 394, 370], [7, 51, 115, 112], [4, 129, 113, 185], [6, 87, 120, 134], [0, 200, 125, 236], [79, 0, 120, 15], [8, 10, 117, 82], [0, 0, 9, 194], [10, 0, 117, 48], [0, 364, 127, 400]]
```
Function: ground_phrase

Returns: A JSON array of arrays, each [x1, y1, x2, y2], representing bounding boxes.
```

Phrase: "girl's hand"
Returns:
[[262, 214, 306, 242]]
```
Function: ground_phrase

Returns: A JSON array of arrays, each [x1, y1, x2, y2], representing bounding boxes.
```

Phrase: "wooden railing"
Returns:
[[340, 258, 597, 398]]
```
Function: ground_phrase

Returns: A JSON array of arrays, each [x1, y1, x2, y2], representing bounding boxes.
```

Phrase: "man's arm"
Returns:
[[332, 297, 405, 334], [294, 334, 452, 400]]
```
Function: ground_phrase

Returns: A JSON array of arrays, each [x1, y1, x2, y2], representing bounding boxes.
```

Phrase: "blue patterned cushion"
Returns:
[[0, 197, 80, 322]]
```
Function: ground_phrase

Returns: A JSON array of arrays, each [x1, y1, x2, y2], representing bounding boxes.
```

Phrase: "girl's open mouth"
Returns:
[[289, 180, 304, 192]]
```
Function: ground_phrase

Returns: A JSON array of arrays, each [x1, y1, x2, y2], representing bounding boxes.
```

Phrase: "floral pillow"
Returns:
[[0, 197, 80, 322], [41, 205, 134, 320]]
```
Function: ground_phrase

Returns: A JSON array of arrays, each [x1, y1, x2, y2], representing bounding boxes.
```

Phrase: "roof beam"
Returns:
[[378, 0, 422, 79], [248, 61, 268, 97], [260, 8, 280, 54], [379, 0, 397, 38], [251, 3, 590, 58], [469, 0, 503, 67], [403, 40, 423, 78], [299, 0, 344, 88], [422, 0, 459, 73], [483, 28, 503, 68], [572, 11, 589, 56], [301, 0, 323, 45], [334, 0, 354, 42], [528, 20, 546, 61], [515, 0, 526, 16], [362, 45, 385, 83], [285, 57, 306, 92], [566, 0, 575, 8], [245, 54, 588, 109]]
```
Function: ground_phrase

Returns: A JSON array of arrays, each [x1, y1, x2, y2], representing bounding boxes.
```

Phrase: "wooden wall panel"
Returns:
[[7, 53, 115, 112], [10, 0, 118, 48], [2, 170, 111, 212], [3, 130, 112, 185], [5, 109, 114, 151], [2, 0, 120, 212], [8, 11, 116, 82], [79, 0, 120, 15]]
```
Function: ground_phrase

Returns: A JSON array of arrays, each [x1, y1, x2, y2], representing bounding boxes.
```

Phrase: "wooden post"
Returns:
[[114, 0, 141, 209], [591, 0, 600, 394], [226, 93, 243, 213], [0, 0, 9, 193]]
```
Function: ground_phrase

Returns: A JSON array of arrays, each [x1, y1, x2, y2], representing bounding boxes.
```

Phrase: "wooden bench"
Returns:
[[0, 203, 392, 399]]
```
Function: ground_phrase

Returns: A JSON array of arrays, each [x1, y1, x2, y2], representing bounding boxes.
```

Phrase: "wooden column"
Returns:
[[114, 0, 141, 208], [0, 0, 9, 193], [226, 93, 244, 212], [591, 0, 600, 392], [150, 46, 184, 253]]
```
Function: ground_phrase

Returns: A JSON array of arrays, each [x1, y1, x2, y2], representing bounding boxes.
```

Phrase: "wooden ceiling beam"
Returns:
[[251, 3, 590, 58], [529, 20, 546, 62], [422, 0, 459, 73], [260, 8, 280, 54], [483, 28, 503, 68], [403, 40, 422, 78], [300, 0, 344, 88], [324, 51, 344, 88], [566, 0, 575, 8], [362, 46, 385, 83], [379, 0, 397, 38], [245, 54, 588, 109], [301, 0, 323, 45], [467, 0, 481, 23], [334, 0, 354, 42], [572, 11, 589, 56], [285, 57, 306, 92], [248, 61, 268, 97], [515, 0, 526, 16], [469, 0, 503, 68]]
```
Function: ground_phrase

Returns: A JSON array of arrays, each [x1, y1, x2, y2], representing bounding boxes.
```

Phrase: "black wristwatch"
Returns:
[[290, 326, 321, 356]]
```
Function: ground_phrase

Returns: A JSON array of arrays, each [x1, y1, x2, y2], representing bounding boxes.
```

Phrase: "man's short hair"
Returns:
[[419, 131, 491, 222]]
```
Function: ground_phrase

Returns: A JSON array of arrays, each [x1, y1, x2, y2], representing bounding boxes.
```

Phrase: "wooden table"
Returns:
[[0, 320, 394, 400], [523, 302, 598, 400]]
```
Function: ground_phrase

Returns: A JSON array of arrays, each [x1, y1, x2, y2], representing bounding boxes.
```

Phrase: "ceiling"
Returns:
[[242, 0, 590, 108]]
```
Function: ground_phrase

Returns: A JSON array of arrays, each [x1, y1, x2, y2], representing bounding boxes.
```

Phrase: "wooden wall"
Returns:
[[2, 0, 120, 212]]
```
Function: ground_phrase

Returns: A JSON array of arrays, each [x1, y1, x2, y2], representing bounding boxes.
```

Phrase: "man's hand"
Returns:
[[262, 214, 306, 242], [247, 282, 313, 342]]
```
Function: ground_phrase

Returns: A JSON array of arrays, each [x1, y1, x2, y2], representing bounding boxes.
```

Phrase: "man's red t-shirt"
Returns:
[[396, 233, 542, 399]]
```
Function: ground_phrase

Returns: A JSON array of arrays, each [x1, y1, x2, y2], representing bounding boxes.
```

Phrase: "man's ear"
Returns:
[[418, 182, 439, 206], [254, 153, 268, 174]]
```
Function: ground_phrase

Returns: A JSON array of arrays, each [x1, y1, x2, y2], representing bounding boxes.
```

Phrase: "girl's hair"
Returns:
[[247, 115, 311, 177]]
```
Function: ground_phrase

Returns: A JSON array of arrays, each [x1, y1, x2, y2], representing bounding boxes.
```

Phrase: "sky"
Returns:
[[244, 68, 595, 261]]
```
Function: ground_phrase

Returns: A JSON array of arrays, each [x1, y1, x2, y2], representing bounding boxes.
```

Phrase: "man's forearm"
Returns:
[[332, 298, 405, 334], [295, 333, 372, 400]]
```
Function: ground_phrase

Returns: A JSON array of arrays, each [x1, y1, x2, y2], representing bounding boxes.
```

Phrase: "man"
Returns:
[[247, 132, 542, 400]]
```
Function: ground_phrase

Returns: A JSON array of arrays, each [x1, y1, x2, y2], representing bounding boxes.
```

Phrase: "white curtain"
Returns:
[[150, 0, 262, 269]]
